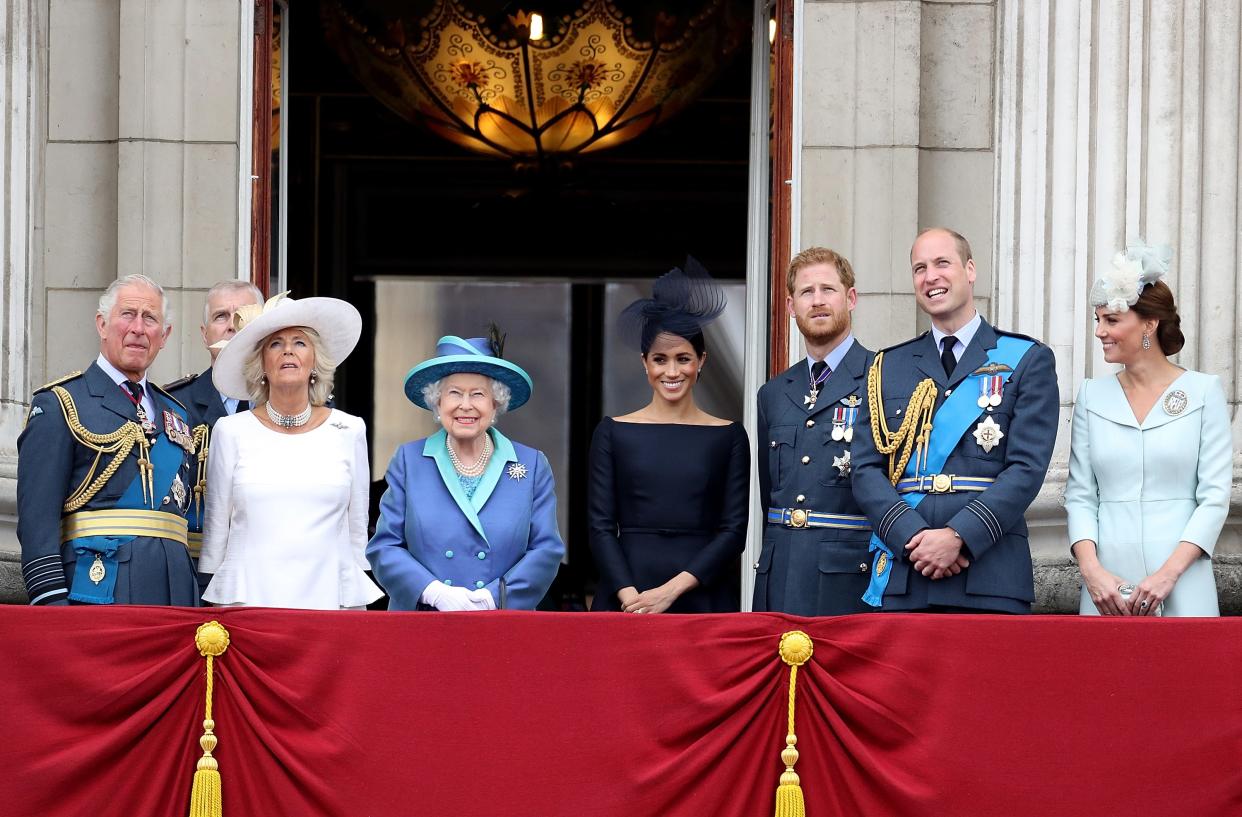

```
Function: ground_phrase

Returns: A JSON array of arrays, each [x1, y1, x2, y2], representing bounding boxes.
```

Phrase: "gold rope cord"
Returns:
[[189, 620, 230, 817], [192, 424, 210, 519], [52, 386, 152, 511], [865, 352, 938, 485], [773, 630, 814, 817]]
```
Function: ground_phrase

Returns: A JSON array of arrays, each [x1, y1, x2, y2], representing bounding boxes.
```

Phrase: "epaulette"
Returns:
[[33, 371, 83, 394], [878, 331, 929, 354], [151, 383, 189, 412], [994, 327, 1044, 345], [163, 372, 199, 391]]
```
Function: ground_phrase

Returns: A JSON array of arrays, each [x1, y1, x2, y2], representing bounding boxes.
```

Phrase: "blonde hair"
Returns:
[[243, 326, 337, 406], [786, 247, 856, 295]]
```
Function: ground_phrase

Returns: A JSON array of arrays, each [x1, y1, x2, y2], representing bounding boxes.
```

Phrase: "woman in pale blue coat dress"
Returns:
[[1066, 244, 1232, 616]]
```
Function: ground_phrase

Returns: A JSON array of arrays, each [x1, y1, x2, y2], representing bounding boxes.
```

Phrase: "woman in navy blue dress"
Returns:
[[588, 262, 750, 613]]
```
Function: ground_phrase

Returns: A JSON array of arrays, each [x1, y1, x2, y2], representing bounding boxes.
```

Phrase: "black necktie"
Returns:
[[123, 380, 144, 404], [810, 360, 829, 383], [940, 336, 958, 378]]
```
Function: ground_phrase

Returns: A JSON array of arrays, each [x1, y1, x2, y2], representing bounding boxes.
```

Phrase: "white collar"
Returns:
[[96, 353, 149, 392], [805, 334, 855, 375], [930, 312, 982, 353]]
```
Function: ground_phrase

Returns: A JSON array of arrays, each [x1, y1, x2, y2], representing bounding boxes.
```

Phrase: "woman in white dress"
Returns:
[[199, 293, 382, 610], [1065, 243, 1232, 616]]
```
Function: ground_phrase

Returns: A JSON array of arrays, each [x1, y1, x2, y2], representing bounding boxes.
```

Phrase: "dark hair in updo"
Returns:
[[1131, 280, 1184, 355], [642, 329, 707, 358]]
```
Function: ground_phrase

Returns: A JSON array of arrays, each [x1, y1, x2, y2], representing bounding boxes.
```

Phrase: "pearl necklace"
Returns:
[[266, 401, 312, 429], [447, 434, 493, 477]]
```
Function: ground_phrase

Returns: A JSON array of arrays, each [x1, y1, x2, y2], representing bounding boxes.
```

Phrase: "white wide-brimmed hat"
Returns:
[[211, 291, 362, 400]]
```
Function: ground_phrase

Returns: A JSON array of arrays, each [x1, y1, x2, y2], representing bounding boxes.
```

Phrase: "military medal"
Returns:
[[163, 411, 194, 452], [804, 362, 832, 409], [1163, 389, 1188, 416], [135, 405, 157, 440], [89, 555, 106, 585], [833, 450, 852, 478], [171, 473, 188, 510], [977, 375, 1004, 410], [973, 415, 1005, 453]]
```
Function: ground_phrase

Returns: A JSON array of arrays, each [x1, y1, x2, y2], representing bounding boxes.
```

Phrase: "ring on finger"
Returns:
[[1139, 600, 1150, 609]]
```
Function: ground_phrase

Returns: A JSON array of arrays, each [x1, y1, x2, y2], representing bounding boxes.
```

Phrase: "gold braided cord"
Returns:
[[866, 352, 938, 486], [52, 386, 151, 512], [192, 424, 210, 519], [773, 631, 813, 817]]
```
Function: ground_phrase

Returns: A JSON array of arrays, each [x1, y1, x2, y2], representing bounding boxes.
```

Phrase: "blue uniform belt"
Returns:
[[766, 508, 872, 530], [895, 474, 996, 495], [60, 509, 189, 547]]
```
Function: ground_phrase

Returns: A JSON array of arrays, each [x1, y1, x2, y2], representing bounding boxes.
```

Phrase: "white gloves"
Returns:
[[421, 580, 496, 611]]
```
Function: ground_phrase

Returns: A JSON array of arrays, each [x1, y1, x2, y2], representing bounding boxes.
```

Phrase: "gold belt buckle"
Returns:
[[930, 474, 954, 494], [789, 509, 808, 528]]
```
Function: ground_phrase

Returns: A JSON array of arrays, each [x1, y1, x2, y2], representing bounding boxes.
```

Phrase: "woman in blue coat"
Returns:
[[366, 335, 564, 610], [1066, 243, 1232, 616]]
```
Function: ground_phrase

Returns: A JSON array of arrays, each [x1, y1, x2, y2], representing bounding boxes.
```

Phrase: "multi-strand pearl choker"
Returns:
[[266, 401, 312, 429], [447, 434, 493, 477]]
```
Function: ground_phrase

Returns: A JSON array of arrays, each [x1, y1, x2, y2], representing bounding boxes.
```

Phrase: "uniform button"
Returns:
[[896, 408, 902, 415], [945, 389, 952, 396], [445, 550, 454, 558], [806, 419, 815, 428], [801, 455, 810, 464], [796, 494, 805, 503], [770, 440, 778, 448], [475, 580, 485, 589], [753, 561, 760, 570], [477, 552, 486, 560], [444, 579, 453, 586], [859, 563, 869, 573], [162, 497, 170, 506]]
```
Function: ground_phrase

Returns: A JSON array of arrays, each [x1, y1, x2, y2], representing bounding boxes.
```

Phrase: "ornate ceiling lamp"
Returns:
[[322, 0, 748, 161]]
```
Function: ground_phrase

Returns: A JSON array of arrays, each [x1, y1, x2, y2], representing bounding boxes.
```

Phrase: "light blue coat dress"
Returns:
[[1065, 370, 1232, 616], [366, 427, 564, 611]]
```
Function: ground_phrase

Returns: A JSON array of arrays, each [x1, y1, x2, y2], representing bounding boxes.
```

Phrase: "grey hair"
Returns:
[[202, 280, 264, 324], [97, 275, 172, 328], [242, 326, 337, 406], [422, 377, 512, 417]]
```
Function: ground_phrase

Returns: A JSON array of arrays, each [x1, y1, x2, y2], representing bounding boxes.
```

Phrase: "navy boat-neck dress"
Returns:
[[587, 417, 750, 612]]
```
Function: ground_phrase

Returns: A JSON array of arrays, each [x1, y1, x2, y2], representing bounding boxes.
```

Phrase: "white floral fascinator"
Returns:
[[1089, 240, 1173, 312]]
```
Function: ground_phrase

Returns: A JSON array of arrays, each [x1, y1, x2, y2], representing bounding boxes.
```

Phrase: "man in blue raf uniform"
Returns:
[[17, 274, 201, 606], [164, 280, 263, 562], [851, 228, 1057, 613], [754, 247, 876, 615]]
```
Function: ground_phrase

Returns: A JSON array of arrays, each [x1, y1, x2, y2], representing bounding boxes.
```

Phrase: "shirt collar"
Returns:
[[930, 312, 982, 353], [96, 353, 149, 391], [806, 334, 855, 375]]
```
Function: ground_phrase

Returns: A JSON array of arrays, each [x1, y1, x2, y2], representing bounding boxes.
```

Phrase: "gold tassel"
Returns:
[[189, 621, 230, 817], [774, 630, 814, 817]]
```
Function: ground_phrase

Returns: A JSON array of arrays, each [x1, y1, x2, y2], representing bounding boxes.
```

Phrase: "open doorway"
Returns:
[[261, 0, 765, 607]]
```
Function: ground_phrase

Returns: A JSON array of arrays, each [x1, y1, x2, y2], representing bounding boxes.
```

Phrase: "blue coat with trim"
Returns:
[[849, 320, 1058, 612], [366, 428, 564, 610], [754, 339, 876, 615], [16, 362, 200, 606]]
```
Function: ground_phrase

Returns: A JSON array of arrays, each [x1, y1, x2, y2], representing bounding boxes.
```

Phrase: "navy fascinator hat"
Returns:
[[618, 257, 727, 353]]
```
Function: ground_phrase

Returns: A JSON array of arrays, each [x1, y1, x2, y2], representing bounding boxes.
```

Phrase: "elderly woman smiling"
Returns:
[[367, 335, 564, 611], [199, 293, 382, 610]]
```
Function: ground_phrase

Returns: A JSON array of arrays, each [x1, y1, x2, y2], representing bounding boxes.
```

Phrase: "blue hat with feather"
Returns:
[[403, 330, 533, 411]]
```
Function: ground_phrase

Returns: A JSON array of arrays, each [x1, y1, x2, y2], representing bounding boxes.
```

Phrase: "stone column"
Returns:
[[996, 0, 1242, 606]]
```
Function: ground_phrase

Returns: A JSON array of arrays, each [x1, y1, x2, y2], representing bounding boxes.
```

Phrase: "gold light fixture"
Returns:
[[322, 0, 747, 161]]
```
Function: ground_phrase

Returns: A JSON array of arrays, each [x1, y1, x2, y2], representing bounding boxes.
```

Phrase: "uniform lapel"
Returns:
[[194, 367, 227, 425], [781, 361, 815, 413], [910, 332, 945, 387], [86, 362, 141, 425], [949, 320, 995, 390], [423, 429, 489, 543], [812, 340, 867, 411]]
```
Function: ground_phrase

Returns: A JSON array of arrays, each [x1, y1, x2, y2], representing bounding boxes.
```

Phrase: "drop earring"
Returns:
[[1142, 332, 1151, 351]]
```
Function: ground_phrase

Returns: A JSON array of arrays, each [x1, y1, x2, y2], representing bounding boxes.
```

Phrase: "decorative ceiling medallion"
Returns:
[[322, 0, 748, 160]]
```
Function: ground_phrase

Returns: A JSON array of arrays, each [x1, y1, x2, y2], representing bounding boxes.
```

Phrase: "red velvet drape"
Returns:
[[3, 607, 1241, 816]]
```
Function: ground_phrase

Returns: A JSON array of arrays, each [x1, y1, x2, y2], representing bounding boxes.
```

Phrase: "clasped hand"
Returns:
[[905, 528, 969, 579], [422, 579, 494, 611]]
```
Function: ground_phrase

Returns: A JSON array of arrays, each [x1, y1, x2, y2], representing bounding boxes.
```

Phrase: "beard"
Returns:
[[794, 309, 850, 346]]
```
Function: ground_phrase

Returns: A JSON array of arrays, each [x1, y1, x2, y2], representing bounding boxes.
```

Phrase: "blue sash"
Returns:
[[68, 415, 188, 604], [862, 336, 1034, 607]]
